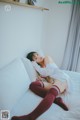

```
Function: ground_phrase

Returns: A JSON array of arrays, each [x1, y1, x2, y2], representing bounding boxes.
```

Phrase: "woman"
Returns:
[[11, 52, 69, 120]]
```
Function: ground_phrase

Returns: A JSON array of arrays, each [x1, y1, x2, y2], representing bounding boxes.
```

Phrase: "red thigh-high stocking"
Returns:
[[29, 80, 48, 97], [30, 81, 68, 111], [11, 87, 58, 120]]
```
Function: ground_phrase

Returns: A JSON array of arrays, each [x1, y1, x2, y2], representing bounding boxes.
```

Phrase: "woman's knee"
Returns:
[[29, 81, 41, 91], [29, 82, 35, 90], [48, 88, 59, 96]]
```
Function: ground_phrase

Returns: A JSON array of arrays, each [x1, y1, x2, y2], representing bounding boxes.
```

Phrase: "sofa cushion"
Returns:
[[0, 58, 31, 111], [11, 90, 61, 120], [11, 90, 42, 117]]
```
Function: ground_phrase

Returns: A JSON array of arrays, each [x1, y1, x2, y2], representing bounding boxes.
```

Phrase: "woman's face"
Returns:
[[32, 53, 44, 64]]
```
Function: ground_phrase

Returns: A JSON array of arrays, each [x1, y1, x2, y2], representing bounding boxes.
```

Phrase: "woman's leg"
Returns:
[[30, 81, 68, 111], [29, 80, 48, 97], [11, 87, 59, 120]]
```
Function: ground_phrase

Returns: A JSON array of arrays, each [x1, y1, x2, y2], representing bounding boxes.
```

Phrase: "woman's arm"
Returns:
[[32, 61, 50, 76], [32, 63, 55, 77]]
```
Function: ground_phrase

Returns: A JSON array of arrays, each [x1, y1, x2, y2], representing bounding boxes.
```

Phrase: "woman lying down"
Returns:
[[12, 52, 71, 120]]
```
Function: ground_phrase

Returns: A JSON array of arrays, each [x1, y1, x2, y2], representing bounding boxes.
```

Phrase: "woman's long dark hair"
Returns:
[[26, 52, 37, 61]]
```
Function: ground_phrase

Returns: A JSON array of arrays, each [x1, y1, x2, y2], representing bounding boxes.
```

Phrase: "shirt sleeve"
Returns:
[[32, 62, 55, 77]]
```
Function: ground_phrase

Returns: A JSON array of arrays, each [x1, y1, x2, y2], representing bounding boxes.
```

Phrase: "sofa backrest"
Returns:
[[0, 58, 31, 111]]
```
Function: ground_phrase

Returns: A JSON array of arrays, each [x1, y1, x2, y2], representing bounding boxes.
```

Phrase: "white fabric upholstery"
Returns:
[[0, 58, 31, 111], [22, 58, 38, 82]]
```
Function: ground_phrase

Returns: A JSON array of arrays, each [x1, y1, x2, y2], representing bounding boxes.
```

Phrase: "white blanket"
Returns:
[[11, 70, 80, 120], [58, 70, 80, 120]]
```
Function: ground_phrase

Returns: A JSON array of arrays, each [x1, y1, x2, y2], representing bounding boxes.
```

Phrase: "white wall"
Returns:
[[0, 0, 72, 68], [0, 1, 45, 69], [42, 0, 72, 67]]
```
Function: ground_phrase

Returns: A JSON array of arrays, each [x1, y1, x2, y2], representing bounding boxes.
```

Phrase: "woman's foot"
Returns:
[[11, 115, 30, 120], [11, 116, 20, 120], [54, 97, 68, 111]]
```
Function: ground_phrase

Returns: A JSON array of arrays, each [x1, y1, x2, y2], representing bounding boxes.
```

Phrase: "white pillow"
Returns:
[[0, 58, 31, 111], [22, 58, 38, 82], [22, 49, 44, 81]]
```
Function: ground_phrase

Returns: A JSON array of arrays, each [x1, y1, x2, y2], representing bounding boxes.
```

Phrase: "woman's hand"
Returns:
[[44, 56, 53, 65], [46, 76, 55, 84], [43, 82, 53, 91]]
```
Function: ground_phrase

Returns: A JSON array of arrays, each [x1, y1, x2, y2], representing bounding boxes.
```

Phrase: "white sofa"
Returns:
[[0, 58, 80, 120]]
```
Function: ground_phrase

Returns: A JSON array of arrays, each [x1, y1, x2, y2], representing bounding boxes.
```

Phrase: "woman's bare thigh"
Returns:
[[43, 79, 67, 93], [43, 82, 53, 91], [53, 79, 67, 93]]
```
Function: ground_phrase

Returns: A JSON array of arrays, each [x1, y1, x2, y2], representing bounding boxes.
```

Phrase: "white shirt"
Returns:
[[32, 61, 70, 81], [32, 61, 72, 93]]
